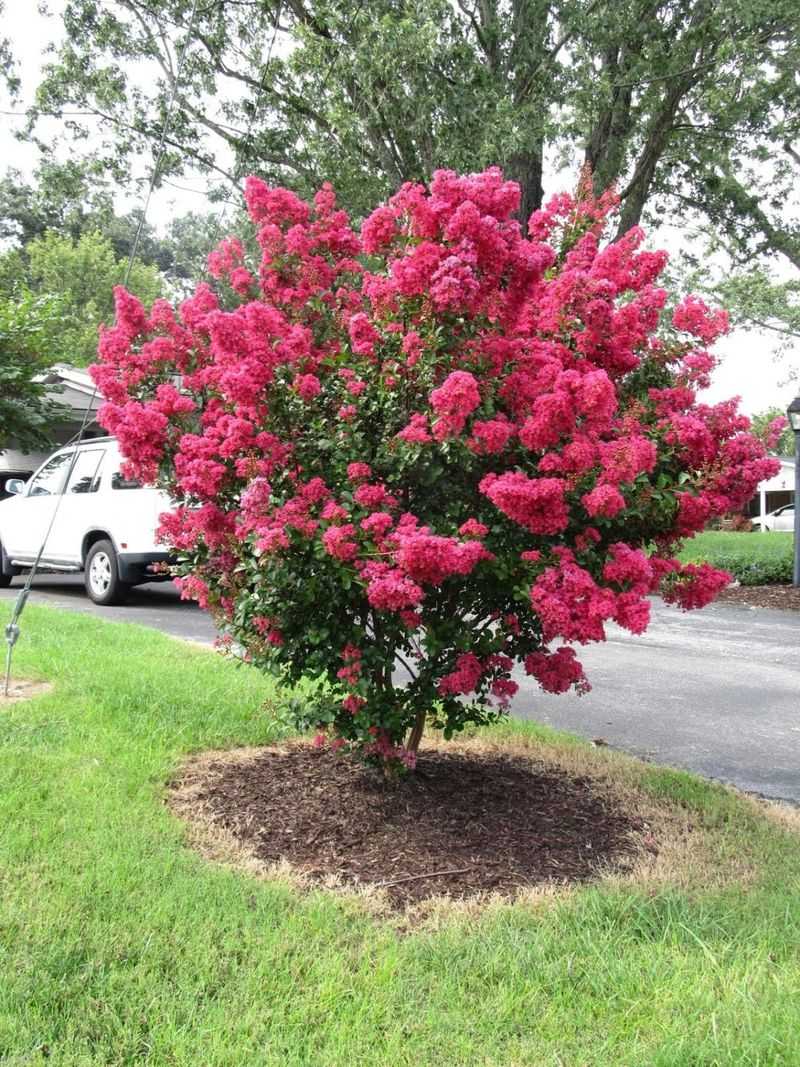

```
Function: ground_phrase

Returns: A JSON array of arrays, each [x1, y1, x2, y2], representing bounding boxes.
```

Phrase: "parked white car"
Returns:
[[751, 503, 795, 532], [0, 437, 174, 605]]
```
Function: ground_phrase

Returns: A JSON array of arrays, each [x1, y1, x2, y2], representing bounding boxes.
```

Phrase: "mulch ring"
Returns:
[[170, 743, 644, 909], [716, 584, 800, 612]]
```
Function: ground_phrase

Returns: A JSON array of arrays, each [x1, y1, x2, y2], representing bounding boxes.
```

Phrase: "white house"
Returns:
[[0, 364, 102, 496], [747, 456, 795, 521]]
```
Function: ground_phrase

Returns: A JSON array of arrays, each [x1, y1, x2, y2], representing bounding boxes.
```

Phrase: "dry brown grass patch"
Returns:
[[1, 677, 53, 706]]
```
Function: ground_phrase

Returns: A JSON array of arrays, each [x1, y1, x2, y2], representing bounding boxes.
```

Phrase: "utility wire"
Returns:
[[4, 0, 202, 696], [3, 0, 288, 695]]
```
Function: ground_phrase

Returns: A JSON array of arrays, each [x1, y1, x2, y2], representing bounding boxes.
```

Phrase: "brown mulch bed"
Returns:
[[177, 745, 643, 908], [716, 584, 800, 612]]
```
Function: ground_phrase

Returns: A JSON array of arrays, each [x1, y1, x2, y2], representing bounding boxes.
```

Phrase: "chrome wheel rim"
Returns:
[[89, 551, 112, 595]]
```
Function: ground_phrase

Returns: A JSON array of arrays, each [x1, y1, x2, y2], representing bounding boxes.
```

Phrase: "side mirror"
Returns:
[[5, 479, 26, 496]]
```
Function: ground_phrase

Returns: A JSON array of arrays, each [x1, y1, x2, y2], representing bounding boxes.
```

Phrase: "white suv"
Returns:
[[0, 437, 173, 605]]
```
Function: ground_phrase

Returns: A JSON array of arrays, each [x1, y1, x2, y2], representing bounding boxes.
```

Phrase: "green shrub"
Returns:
[[679, 531, 793, 585]]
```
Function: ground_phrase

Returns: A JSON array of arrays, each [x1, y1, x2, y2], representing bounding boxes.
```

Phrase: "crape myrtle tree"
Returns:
[[91, 168, 781, 771]]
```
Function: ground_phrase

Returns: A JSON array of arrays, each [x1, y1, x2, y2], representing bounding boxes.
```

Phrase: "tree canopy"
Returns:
[[29, 0, 800, 255], [0, 229, 163, 366], [0, 160, 225, 287], [0, 292, 67, 452]]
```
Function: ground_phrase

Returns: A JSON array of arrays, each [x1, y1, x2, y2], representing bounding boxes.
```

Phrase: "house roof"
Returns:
[[34, 364, 100, 417], [36, 363, 96, 397]]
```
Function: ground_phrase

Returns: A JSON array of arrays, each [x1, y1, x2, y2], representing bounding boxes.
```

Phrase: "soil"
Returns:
[[176, 744, 644, 908], [716, 584, 800, 612], [0, 678, 53, 705]]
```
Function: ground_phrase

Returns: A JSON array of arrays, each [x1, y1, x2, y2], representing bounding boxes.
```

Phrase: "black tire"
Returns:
[[84, 539, 130, 605], [0, 539, 13, 587]]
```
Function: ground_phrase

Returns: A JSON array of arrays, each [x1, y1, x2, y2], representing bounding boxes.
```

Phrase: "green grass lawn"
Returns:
[[679, 530, 794, 584], [2, 605, 800, 1066]]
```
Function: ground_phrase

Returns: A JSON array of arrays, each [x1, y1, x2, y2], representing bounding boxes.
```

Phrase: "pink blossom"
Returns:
[[293, 373, 322, 401], [322, 524, 359, 561], [347, 462, 372, 482], [366, 569, 425, 611], [661, 562, 731, 610], [348, 312, 380, 356], [468, 418, 515, 454], [480, 472, 569, 534], [397, 413, 432, 443], [673, 295, 729, 344], [524, 647, 589, 694], [582, 484, 626, 518], [394, 532, 492, 586], [458, 518, 488, 538], [429, 370, 481, 437], [361, 511, 394, 539], [438, 653, 484, 695], [401, 330, 424, 365], [361, 204, 401, 253]]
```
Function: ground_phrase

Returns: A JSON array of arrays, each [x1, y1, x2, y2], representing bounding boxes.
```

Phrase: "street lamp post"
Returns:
[[788, 395, 800, 588]]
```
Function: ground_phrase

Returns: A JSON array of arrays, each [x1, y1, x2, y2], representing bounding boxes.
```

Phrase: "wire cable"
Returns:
[[4, 0, 288, 694], [4, 0, 202, 695]]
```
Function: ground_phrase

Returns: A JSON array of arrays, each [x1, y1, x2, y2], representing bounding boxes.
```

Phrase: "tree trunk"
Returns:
[[506, 149, 544, 233], [406, 709, 426, 756]]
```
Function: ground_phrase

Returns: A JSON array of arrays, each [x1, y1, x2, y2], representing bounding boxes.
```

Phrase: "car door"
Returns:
[[46, 447, 108, 564], [2, 450, 74, 561]]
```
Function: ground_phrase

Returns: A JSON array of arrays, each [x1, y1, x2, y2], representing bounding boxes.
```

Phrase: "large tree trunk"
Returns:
[[506, 149, 544, 233]]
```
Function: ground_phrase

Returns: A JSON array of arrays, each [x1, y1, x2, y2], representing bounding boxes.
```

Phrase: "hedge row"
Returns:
[[679, 532, 793, 586]]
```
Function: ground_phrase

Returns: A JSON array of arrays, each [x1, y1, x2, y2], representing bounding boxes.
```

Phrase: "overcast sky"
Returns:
[[2, 0, 798, 415]]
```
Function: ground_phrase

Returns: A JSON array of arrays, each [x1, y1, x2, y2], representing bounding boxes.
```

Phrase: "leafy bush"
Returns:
[[91, 169, 778, 770], [0, 290, 68, 450]]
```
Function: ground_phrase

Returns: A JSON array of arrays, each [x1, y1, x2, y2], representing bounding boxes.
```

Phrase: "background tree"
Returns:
[[27, 0, 800, 341], [750, 407, 795, 457], [0, 159, 223, 283], [0, 292, 67, 451], [0, 230, 163, 366], [28, 1, 798, 234]]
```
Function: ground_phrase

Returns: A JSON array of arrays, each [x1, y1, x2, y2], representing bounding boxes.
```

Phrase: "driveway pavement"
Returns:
[[0, 573, 216, 645], [511, 598, 800, 804], [2, 575, 799, 802]]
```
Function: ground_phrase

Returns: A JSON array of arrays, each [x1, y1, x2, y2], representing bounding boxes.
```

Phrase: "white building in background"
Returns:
[[747, 456, 795, 522], [0, 365, 102, 496]]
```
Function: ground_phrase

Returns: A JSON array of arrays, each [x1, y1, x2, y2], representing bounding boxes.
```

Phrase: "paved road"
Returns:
[[2, 575, 799, 802], [511, 598, 800, 804]]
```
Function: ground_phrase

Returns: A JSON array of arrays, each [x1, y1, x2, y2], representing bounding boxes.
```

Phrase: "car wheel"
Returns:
[[84, 540, 130, 605], [0, 539, 13, 588]]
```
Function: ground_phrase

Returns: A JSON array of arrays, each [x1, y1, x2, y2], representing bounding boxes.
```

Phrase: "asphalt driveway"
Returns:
[[2, 575, 798, 802], [0, 573, 216, 645]]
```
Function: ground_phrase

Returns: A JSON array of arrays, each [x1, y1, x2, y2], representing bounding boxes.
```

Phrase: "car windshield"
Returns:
[[28, 452, 73, 496]]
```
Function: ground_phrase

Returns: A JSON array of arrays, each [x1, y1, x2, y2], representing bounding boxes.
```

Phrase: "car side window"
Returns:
[[27, 452, 74, 497], [65, 449, 106, 495]]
